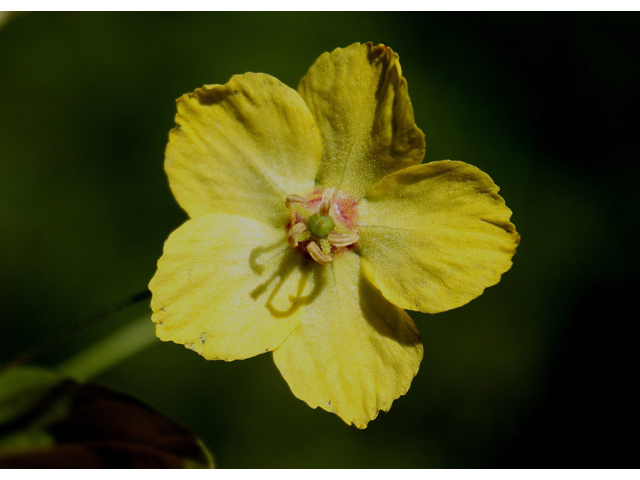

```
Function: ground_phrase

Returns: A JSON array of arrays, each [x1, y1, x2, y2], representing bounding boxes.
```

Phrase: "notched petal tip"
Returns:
[[324, 41, 397, 68]]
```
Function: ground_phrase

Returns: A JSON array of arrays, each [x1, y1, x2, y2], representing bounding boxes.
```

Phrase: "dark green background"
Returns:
[[0, 12, 637, 468]]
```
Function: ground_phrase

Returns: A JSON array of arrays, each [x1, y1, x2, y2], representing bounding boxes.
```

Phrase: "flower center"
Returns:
[[309, 214, 335, 238], [285, 187, 359, 265]]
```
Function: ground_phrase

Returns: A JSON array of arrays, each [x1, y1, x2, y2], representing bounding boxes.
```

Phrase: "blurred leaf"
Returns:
[[0, 367, 65, 425], [0, 366, 213, 468]]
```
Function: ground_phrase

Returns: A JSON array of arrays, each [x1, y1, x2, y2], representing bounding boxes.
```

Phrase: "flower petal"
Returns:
[[166, 73, 322, 225], [273, 252, 423, 429], [298, 42, 425, 198], [358, 161, 520, 314], [149, 213, 314, 360]]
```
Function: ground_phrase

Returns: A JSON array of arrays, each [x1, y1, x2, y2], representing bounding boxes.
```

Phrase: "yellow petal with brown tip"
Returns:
[[166, 73, 322, 226], [298, 42, 425, 199]]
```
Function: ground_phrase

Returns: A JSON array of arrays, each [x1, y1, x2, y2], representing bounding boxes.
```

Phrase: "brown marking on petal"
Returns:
[[367, 42, 390, 64]]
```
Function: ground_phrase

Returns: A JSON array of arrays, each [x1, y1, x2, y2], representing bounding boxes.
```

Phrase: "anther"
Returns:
[[327, 231, 359, 248], [287, 222, 308, 247], [319, 188, 336, 216], [307, 241, 333, 265], [285, 194, 308, 209]]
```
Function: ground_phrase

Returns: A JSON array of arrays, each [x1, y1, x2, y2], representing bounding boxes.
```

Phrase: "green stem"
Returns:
[[0, 289, 151, 376], [56, 314, 157, 382]]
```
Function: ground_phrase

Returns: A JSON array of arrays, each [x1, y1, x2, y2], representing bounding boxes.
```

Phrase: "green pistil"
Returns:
[[309, 213, 335, 238]]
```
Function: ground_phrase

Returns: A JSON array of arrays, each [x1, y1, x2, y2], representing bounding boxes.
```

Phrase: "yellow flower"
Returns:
[[149, 43, 520, 428]]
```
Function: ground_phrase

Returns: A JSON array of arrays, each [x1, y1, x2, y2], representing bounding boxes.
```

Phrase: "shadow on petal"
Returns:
[[250, 244, 326, 319], [358, 269, 422, 347]]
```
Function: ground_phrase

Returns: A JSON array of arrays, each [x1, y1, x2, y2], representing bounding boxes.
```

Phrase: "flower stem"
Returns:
[[56, 313, 157, 382], [0, 289, 151, 376]]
